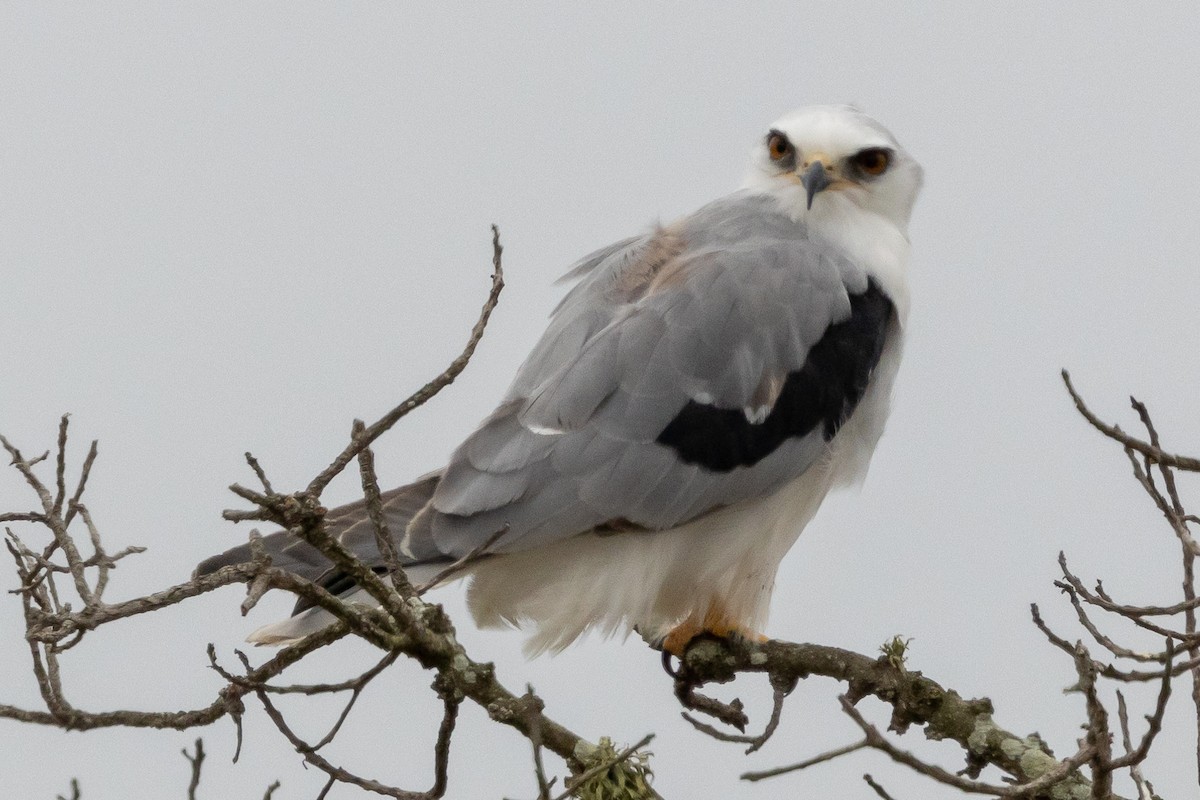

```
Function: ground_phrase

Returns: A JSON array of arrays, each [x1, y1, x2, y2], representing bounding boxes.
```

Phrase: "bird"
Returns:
[[195, 105, 924, 657]]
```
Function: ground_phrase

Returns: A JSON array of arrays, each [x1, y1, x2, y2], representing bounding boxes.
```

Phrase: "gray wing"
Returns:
[[407, 191, 893, 557]]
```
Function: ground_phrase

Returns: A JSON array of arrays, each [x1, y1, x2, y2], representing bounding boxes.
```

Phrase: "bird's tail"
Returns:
[[193, 472, 449, 645]]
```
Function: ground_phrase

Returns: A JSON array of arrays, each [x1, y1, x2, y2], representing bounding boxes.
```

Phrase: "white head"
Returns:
[[742, 105, 923, 232]]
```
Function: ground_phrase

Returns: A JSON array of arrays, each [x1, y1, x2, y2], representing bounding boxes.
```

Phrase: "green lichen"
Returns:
[[996, 735, 1059, 778], [1017, 743, 1059, 778], [999, 737, 1024, 760], [985, 730, 1085, 797], [967, 713, 997, 754], [1050, 781, 1091, 800], [879, 635, 913, 672], [570, 737, 655, 800]]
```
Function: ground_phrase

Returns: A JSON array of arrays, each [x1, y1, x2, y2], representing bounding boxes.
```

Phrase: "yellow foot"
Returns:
[[660, 609, 767, 658]]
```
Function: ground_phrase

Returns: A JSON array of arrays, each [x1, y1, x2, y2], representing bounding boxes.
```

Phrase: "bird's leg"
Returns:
[[660, 605, 767, 658]]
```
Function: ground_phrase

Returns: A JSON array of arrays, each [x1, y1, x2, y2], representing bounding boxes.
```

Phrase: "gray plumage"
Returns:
[[415, 191, 871, 555]]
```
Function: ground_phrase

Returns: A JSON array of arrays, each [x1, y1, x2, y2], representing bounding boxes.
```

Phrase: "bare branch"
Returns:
[[1069, 642, 1113, 799], [1, 433, 94, 603], [55, 778, 81, 800], [244, 451, 275, 495], [1061, 370, 1200, 471], [307, 227, 505, 496], [1116, 692, 1155, 800], [52, 415, 69, 518], [353, 419, 407, 594], [863, 774, 899, 800], [522, 686, 554, 800], [682, 683, 789, 754], [840, 696, 1010, 794], [183, 738, 205, 800], [1090, 585, 1200, 618], [677, 635, 1100, 796], [741, 738, 868, 782], [62, 439, 97, 529], [256, 686, 447, 799], [1110, 642, 1172, 769], [1057, 578, 1176, 662]]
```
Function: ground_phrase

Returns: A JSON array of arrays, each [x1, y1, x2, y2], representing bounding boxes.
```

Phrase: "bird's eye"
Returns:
[[852, 148, 891, 176], [766, 131, 794, 162]]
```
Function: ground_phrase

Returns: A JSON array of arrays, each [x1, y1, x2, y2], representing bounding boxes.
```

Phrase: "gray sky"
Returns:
[[3, 3, 1199, 798]]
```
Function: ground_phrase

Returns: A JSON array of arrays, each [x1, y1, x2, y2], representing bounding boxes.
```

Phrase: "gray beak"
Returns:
[[801, 161, 832, 209]]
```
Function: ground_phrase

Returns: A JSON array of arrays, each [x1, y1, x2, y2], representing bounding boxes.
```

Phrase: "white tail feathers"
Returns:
[[244, 562, 458, 647]]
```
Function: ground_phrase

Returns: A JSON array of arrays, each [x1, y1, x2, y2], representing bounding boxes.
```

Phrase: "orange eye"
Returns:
[[766, 131, 793, 162], [852, 148, 891, 176]]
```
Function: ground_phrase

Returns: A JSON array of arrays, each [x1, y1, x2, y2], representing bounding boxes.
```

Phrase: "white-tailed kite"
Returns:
[[196, 105, 923, 656]]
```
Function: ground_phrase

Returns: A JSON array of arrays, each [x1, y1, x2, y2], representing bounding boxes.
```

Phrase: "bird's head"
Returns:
[[743, 105, 923, 231]]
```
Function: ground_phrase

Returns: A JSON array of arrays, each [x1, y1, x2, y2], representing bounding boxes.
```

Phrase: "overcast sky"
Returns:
[[4, 3, 1200, 798]]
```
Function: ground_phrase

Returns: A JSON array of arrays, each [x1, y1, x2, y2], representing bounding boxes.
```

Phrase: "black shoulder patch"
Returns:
[[655, 281, 892, 472]]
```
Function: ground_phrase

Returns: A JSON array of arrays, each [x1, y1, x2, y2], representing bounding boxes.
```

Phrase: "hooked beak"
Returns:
[[801, 161, 832, 210]]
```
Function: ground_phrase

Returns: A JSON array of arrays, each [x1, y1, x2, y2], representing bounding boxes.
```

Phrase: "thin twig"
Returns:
[[522, 685, 553, 800], [183, 738, 205, 800], [1061, 370, 1200, 471], [741, 738, 869, 782], [839, 696, 1094, 797], [1058, 580, 1172, 663], [1071, 642, 1112, 799], [55, 778, 81, 800], [681, 684, 789, 754], [1110, 641, 1173, 769], [52, 415, 69, 518], [62, 439, 97, 529], [415, 524, 509, 594], [255, 688, 445, 799], [244, 452, 275, 495], [353, 419, 413, 597], [307, 226, 505, 496], [1089, 586, 1200, 617], [1116, 692, 1154, 800], [863, 773, 899, 800]]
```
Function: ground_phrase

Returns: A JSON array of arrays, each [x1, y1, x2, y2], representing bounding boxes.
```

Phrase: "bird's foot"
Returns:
[[659, 610, 767, 658]]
